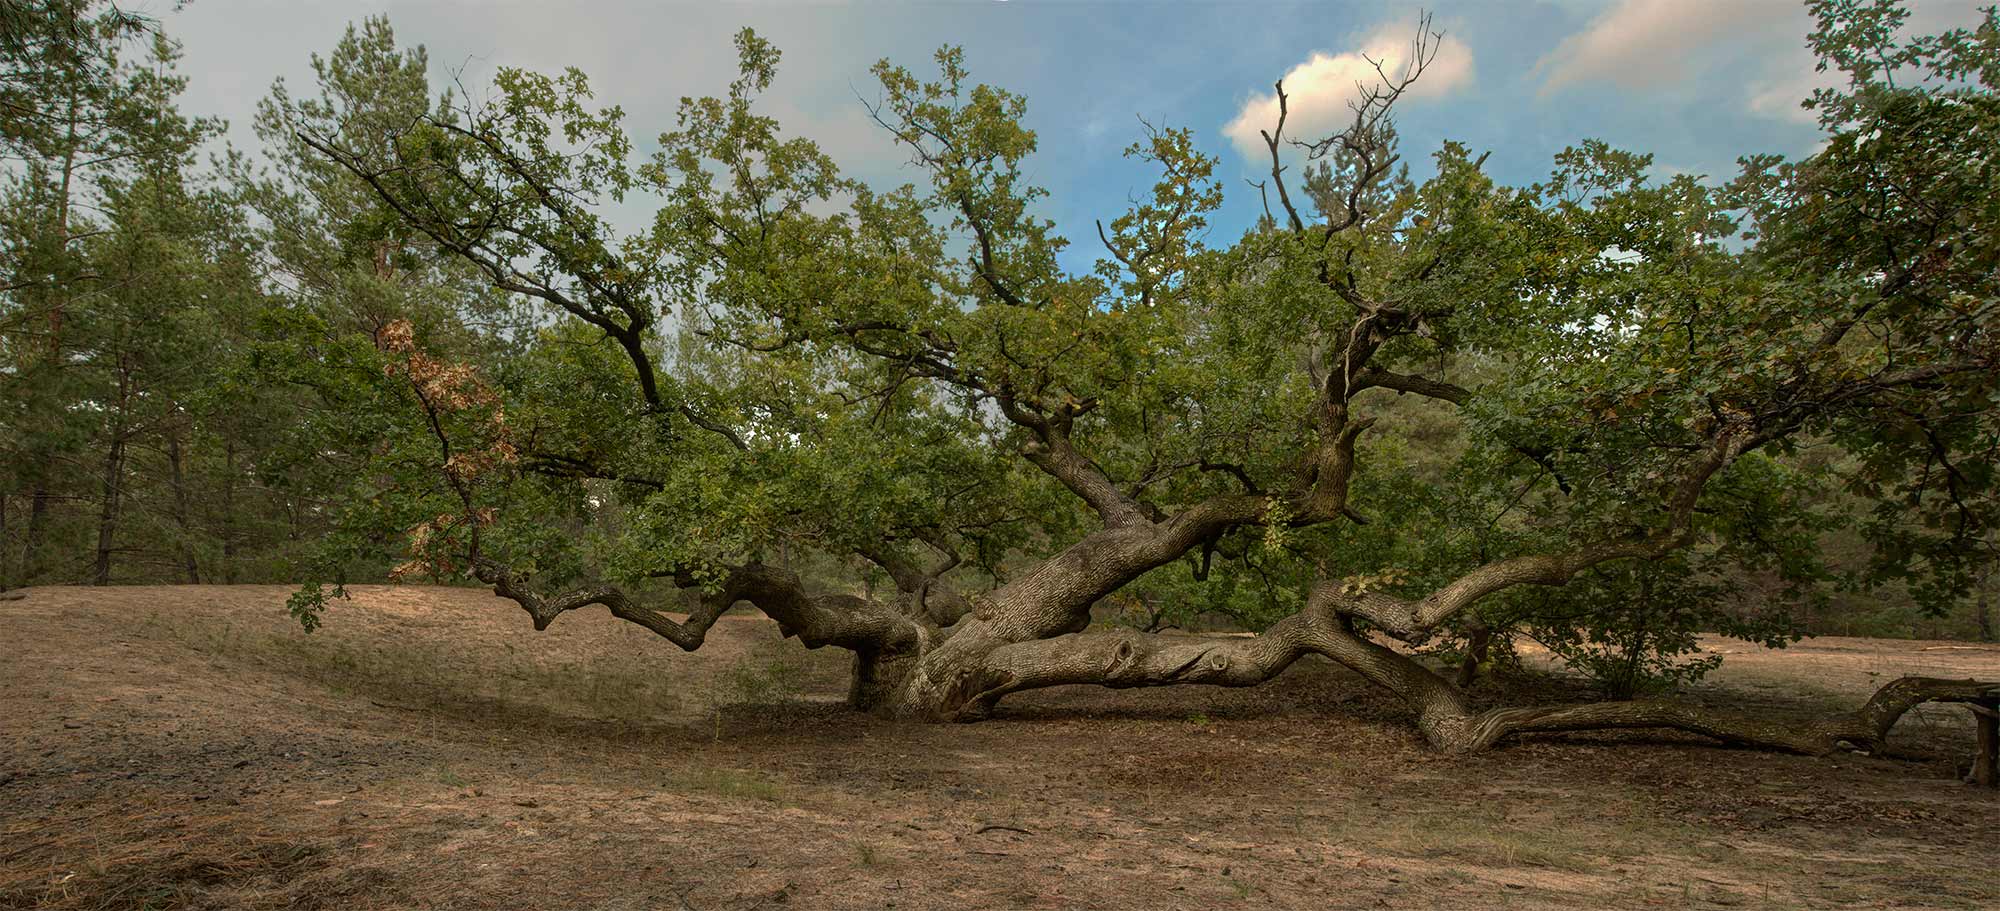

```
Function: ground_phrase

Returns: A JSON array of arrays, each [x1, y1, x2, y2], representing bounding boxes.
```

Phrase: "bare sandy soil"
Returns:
[[2, 584, 1996, 910]]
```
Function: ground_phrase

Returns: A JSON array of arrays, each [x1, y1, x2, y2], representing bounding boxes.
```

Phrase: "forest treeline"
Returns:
[[1, 3, 515, 591], [0, 0, 1992, 690]]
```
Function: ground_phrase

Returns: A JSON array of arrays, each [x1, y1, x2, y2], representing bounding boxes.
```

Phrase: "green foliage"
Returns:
[[1504, 556, 1803, 698], [263, 4, 1995, 664], [1733, 1, 2000, 615], [284, 581, 349, 634], [0, 2, 299, 589], [6, 2, 1998, 699]]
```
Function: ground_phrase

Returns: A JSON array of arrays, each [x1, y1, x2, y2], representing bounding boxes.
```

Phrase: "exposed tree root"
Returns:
[[955, 602, 1999, 758], [1451, 676, 2000, 754]]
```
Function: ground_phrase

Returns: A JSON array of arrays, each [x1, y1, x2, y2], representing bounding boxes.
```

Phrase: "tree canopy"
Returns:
[[4, 0, 1997, 753]]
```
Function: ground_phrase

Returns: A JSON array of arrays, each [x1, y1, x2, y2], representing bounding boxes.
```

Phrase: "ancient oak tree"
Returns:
[[288, 3, 2000, 753]]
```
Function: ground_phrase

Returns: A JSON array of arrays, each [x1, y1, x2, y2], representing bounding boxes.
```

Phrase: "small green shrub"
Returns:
[[1499, 556, 1801, 699]]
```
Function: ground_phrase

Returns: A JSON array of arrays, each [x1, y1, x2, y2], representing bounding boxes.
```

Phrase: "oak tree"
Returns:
[[292, 2, 2000, 753]]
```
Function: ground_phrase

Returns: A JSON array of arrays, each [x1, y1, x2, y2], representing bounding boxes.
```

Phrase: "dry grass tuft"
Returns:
[[0, 807, 323, 911]]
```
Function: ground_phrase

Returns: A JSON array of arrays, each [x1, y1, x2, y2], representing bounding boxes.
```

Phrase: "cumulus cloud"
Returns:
[[1534, 0, 1794, 94], [1222, 20, 1473, 163]]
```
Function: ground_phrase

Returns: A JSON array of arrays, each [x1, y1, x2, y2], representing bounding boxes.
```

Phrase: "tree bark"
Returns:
[[856, 576, 2000, 760], [90, 357, 132, 586], [46, 86, 78, 352], [848, 646, 922, 713], [1450, 676, 2000, 754], [90, 434, 125, 586]]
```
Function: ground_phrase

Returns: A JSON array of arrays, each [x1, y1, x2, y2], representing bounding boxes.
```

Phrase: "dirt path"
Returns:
[[3, 585, 1996, 910]]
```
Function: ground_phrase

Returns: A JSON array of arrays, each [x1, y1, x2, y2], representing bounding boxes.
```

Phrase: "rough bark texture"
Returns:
[[477, 536, 1999, 761], [1453, 677, 2000, 754]]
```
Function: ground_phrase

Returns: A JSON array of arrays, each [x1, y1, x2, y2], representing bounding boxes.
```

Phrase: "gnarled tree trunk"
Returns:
[[477, 517, 1997, 761]]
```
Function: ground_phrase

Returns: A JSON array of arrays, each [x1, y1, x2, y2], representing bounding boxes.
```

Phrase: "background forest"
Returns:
[[1, 0, 1994, 707]]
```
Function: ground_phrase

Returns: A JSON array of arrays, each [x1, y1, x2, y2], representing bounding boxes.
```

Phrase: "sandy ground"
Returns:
[[1, 584, 1996, 910]]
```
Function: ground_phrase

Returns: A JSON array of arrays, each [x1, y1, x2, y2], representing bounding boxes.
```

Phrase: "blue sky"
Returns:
[[158, 0, 1988, 267]]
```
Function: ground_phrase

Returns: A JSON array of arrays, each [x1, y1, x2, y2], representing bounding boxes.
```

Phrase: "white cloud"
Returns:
[[1222, 20, 1473, 163], [1745, 69, 1831, 124], [1537, 0, 1989, 120], [1535, 0, 1794, 94]]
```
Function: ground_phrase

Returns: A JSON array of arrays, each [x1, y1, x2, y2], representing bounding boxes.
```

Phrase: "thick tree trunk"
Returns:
[[883, 594, 1477, 732], [885, 500, 1267, 719], [476, 490, 2000, 759], [864, 588, 1998, 761], [849, 647, 922, 713]]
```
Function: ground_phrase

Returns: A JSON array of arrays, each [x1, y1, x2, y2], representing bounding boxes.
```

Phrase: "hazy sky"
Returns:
[[152, 0, 1988, 263]]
